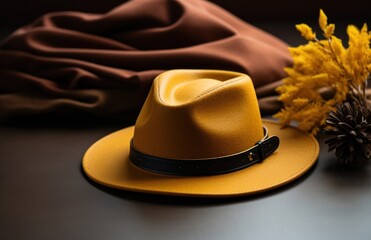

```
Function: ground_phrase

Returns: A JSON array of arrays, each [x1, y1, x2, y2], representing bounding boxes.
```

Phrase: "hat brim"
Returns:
[[82, 120, 319, 198]]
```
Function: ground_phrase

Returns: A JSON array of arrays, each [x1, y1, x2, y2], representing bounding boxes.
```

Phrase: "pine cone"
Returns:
[[324, 101, 371, 164]]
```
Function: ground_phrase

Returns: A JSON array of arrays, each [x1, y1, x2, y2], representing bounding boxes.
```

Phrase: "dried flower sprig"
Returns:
[[274, 9, 371, 135]]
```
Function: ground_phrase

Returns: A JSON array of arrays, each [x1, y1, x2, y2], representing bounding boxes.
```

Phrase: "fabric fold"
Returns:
[[0, 0, 292, 122]]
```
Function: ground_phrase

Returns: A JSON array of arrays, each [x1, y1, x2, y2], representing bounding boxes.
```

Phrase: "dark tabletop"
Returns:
[[1, 20, 371, 240], [1, 119, 371, 240]]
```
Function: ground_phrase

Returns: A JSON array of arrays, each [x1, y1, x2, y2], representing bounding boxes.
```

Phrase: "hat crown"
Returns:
[[133, 70, 263, 159]]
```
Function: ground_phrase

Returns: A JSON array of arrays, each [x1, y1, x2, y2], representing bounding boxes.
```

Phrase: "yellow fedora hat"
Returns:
[[83, 69, 319, 197]]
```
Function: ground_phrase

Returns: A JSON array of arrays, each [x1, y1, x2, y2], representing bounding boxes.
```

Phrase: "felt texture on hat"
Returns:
[[0, 0, 292, 122], [82, 120, 319, 198], [133, 70, 264, 160]]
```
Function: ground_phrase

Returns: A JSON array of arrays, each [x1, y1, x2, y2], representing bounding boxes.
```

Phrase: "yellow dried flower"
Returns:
[[296, 24, 316, 41], [343, 24, 371, 86], [275, 10, 371, 135], [324, 24, 335, 38], [319, 9, 328, 31]]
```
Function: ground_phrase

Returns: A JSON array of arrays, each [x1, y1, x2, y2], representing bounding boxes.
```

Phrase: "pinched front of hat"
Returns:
[[132, 70, 264, 160]]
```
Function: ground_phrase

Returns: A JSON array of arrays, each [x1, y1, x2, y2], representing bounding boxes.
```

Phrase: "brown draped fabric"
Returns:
[[0, 0, 292, 123]]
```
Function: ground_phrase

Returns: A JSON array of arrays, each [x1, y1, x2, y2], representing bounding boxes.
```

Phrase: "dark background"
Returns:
[[0, 0, 369, 28]]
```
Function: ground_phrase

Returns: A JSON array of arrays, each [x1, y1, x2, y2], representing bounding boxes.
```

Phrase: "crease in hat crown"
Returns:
[[132, 69, 264, 160]]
